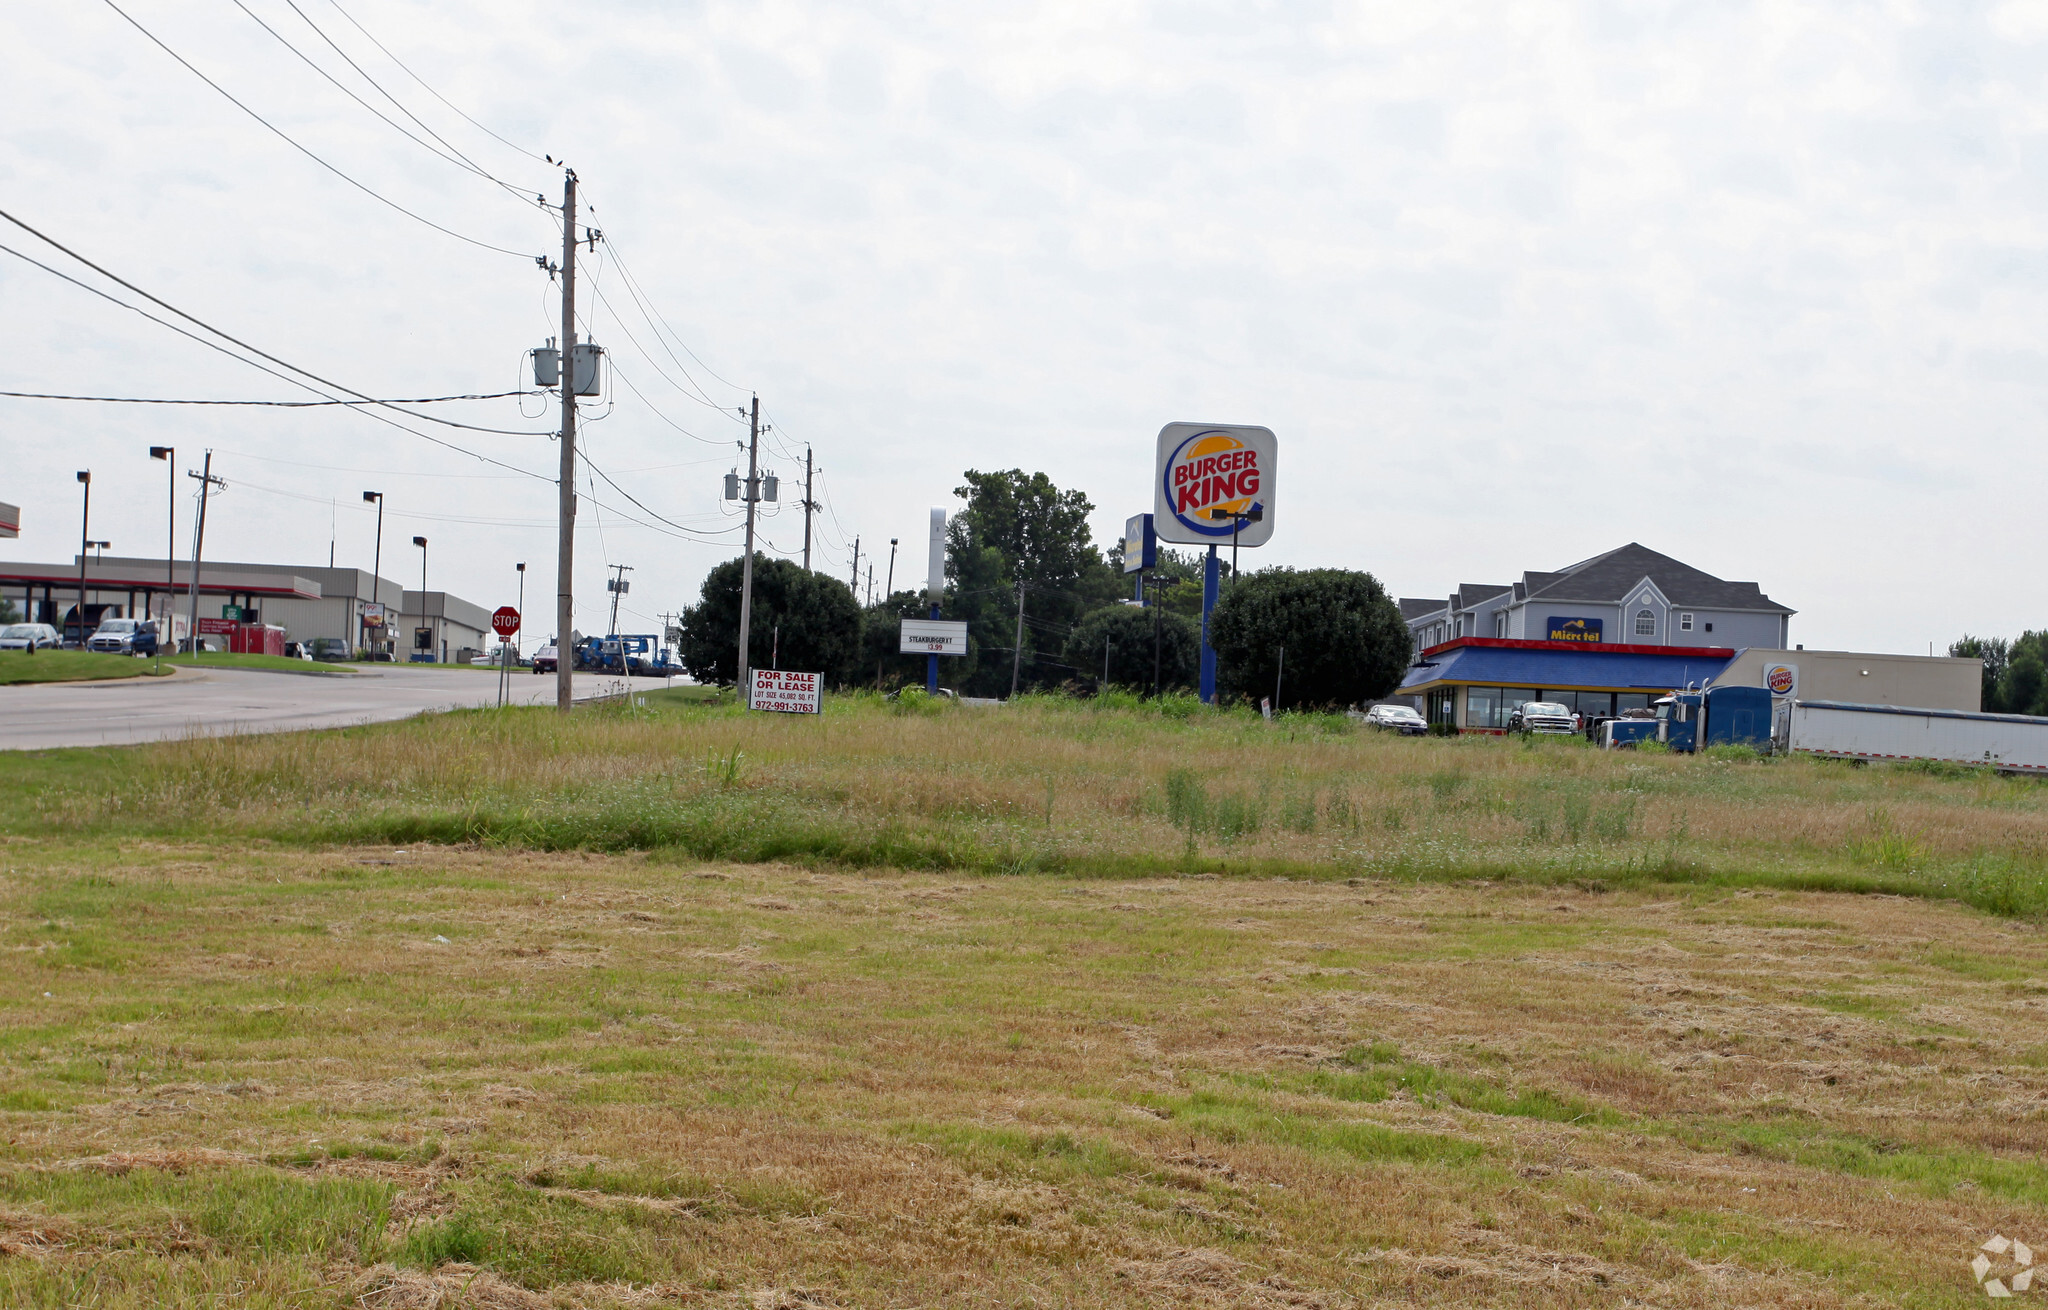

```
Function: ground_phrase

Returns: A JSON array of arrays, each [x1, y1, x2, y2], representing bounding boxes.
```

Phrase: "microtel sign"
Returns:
[[1153, 423, 1276, 546], [1547, 616, 1603, 643]]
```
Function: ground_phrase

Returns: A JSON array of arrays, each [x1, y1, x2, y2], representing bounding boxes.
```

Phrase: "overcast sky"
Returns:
[[4, 1, 2046, 652]]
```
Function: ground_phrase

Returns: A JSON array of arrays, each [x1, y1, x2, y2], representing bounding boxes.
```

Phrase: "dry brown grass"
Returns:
[[8, 695, 2046, 920], [0, 840, 2043, 1305]]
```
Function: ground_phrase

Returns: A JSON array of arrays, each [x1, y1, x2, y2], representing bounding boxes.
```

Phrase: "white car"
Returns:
[[1361, 704, 1429, 735], [0, 623, 62, 652]]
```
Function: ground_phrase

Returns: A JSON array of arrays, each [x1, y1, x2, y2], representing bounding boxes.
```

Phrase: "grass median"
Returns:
[[0, 650, 171, 686]]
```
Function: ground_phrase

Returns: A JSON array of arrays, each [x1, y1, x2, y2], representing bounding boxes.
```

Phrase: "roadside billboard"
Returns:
[[1153, 423, 1276, 546], [901, 619, 968, 656], [1122, 513, 1156, 573], [750, 669, 821, 714], [0, 502, 18, 539]]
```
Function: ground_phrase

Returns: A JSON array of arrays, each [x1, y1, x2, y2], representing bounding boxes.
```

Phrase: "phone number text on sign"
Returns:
[[750, 669, 821, 714]]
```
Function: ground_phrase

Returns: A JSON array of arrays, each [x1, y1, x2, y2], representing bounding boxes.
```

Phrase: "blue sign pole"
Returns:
[[1199, 545, 1219, 703], [927, 602, 940, 693]]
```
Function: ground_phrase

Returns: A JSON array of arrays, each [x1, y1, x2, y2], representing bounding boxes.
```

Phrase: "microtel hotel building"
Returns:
[[1398, 543, 1795, 731]]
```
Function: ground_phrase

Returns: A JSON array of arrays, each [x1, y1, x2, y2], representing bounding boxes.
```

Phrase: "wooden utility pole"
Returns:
[[1010, 578, 1026, 698], [801, 447, 815, 571], [554, 170, 579, 713], [185, 452, 224, 659], [736, 394, 761, 699], [849, 536, 860, 594]]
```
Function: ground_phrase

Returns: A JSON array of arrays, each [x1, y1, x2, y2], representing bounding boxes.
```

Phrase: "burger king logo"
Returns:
[[1766, 664, 1797, 696], [1163, 429, 1267, 538]]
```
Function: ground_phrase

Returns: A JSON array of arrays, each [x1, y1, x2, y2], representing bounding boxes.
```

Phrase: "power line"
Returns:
[[98, 0, 538, 259], [0, 235, 549, 482], [324, 0, 553, 167], [0, 206, 551, 437], [0, 389, 537, 407]]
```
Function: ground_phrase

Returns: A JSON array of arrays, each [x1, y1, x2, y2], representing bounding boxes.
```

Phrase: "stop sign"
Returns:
[[491, 606, 520, 637]]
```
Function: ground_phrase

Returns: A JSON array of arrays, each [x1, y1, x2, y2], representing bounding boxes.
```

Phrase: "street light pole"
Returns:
[[363, 491, 384, 659], [886, 538, 898, 601], [149, 447, 173, 620], [413, 536, 428, 662], [73, 471, 91, 647]]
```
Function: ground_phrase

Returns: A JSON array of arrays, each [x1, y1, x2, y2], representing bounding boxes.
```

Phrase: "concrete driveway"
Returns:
[[0, 665, 672, 751]]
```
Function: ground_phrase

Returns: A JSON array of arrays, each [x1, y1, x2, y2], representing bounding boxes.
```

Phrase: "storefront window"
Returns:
[[1616, 693, 1654, 715]]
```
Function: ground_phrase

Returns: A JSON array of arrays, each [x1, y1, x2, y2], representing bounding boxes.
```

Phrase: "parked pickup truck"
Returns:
[[1508, 701, 1578, 735]]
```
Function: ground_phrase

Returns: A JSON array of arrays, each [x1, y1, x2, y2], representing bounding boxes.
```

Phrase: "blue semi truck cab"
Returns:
[[1602, 685, 1773, 753]]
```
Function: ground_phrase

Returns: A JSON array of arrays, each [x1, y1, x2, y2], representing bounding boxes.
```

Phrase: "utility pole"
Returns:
[[885, 538, 898, 601], [801, 447, 815, 572], [735, 394, 761, 701], [1009, 578, 1026, 698], [605, 563, 634, 636], [849, 536, 860, 596], [554, 169, 579, 714], [363, 491, 384, 657], [185, 452, 224, 658]]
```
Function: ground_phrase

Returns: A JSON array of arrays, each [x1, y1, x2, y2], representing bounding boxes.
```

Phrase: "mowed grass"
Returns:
[[0, 846, 2042, 1306], [3, 690, 2045, 915], [0, 696, 2044, 1304], [0, 651, 169, 686]]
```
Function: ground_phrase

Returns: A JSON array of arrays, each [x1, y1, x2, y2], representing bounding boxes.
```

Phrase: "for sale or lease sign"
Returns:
[[750, 668, 821, 714]]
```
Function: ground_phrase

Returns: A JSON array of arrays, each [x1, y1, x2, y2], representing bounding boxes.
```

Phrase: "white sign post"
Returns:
[[750, 668, 822, 714], [901, 619, 968, 655]]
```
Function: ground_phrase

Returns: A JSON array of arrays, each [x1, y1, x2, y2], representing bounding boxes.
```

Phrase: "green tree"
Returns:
[[857, 591, 936, 692], [1062, 603, 1200, 692], [945, 469, 1123, 695], [1950, 635, 2010, 712], [1208, 567, 1410, 710], [0, 597, 18, 626], [1952, 632, 2048, 714], [677, 555, 862, 686]]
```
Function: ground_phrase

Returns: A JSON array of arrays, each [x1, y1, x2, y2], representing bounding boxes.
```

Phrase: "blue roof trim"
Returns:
[[1400, 645, 1734, 693]]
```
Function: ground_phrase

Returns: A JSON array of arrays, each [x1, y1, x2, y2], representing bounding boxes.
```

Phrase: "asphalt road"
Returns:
[[0, 665, 664, 751]]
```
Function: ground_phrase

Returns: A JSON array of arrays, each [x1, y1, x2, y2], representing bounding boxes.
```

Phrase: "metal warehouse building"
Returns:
[[0, 554, 489, 660]]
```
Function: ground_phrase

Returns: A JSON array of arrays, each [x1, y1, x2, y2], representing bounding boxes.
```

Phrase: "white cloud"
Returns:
[[1, 0, 2044, 653]]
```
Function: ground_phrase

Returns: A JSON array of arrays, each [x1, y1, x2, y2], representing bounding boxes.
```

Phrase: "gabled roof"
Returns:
[[1453, 583, 1510, 609], [1524, 543, 1793, 614], [1400, 597, 1447, 621]]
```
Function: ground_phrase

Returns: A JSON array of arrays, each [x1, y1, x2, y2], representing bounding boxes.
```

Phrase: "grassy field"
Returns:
[[0, 651, 170, 686], [1, 693, 2045, 1306]]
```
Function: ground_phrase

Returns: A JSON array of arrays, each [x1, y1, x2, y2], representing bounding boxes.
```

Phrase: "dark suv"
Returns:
[[308, 637, 352, 663]]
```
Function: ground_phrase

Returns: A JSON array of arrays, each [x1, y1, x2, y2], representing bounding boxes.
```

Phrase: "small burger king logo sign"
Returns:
[[1153, 423, 1277, 546], [1765, 663, 1798, 697]]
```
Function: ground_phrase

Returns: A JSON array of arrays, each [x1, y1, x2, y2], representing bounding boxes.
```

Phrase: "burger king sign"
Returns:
[[1153, 422, 1277, 547]]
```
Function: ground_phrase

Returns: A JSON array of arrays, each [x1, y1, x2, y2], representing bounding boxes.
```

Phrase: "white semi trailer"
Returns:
[[1774, 699, 2048, 775]]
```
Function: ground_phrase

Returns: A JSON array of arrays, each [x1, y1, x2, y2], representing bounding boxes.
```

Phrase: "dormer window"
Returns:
[[1635, 610, 1655, 637]]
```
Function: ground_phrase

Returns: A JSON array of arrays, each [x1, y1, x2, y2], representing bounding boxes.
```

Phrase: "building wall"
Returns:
[[1716, 649, 1982, 712], [1502, 601, 1784, 648]]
